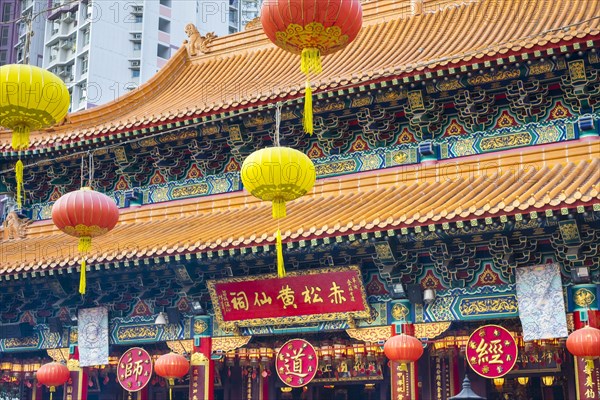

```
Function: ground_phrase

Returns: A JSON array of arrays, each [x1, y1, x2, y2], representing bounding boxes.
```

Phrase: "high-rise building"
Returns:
[[14, 0, 46, 67], [42, 0, 203, 112], [0, 0, 19, 65], [228, 0, 261, 34]]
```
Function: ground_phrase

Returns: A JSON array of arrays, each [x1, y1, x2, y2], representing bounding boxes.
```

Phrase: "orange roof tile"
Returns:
[[1, 0, 599, 150], [2, 138, 598, 276]]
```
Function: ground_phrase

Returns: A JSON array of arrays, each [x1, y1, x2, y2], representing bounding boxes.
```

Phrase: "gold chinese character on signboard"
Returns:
[[230, 291, 249, 310], [124, 360, 144, 381], [475, 339, 503, 364], [302, 286, 323, 304], [254, 292, 272, 307], [328, 282, 346, 304], [277, 285, 298, 309]]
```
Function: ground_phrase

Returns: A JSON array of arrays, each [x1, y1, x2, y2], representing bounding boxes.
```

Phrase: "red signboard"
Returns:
[[207, 266, 369, 328], [575, 357, 600, 400], [117, 347, 153, 392], [276, 339, 319, 387], [466, 325, 518, 379]]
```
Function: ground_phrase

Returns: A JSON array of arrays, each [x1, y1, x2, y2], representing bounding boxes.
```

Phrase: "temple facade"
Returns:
[[0, 1, 599, 399]]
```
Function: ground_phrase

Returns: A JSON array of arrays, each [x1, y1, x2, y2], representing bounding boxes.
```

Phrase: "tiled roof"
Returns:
[[1, 0, 599, 150], [2, 138, 598, 276]]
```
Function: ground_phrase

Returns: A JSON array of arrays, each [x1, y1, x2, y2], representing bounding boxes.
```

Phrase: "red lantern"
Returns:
[[52, 187, 119, 295], [566, 326, 600, 359], [384, 334, 424, 364], [36, 362, 70, 400], [154, 353, 189, 400], [261, 0, 363, 134]]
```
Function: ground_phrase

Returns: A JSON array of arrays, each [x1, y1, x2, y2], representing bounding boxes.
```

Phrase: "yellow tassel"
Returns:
[[276, 229, 285, 278], [15, 160, 24, 209], [272, 199, 286, 219], [78, 236, 92, 253], [50, 386, 55, 400], [303, 81, 313, 135], [79, 258, 87, 295], [300, 48, 322, 75]]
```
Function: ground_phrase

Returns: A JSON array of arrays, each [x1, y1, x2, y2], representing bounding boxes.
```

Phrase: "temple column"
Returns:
[[64, 347, 87, 400], [389, 299, 419, 400], [570, 285, 600, 399], [190, 335, 214, 400]]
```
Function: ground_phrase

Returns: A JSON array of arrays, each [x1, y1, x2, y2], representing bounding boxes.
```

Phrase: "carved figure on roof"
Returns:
[[183, 23, 217, 57], [2, 211, 31, 240], [245, 17, 261, 30]]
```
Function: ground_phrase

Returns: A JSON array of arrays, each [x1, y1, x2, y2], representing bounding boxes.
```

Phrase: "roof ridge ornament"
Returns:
[[183, 23, 217, 57]]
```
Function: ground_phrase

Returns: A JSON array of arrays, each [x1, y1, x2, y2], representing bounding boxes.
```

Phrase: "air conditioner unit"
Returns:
[[130, 60, 140, 67], [132, 33, 142, 39], [57, 67, 67, 76]]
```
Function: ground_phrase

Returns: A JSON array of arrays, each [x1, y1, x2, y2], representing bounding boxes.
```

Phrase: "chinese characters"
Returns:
[[275, 339, 319, 387], [466, 325, 517, 378]]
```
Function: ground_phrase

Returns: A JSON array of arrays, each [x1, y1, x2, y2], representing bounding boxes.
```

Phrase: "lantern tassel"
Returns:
[[78, 236, 91, 295], [303, 81, 313, 135], [169, 378, 174, 400], [79, 258, 86, 295], [272, 199, 286, 219], [78, 236, 92, 253], [11, 125, 30, 151], [15, 159, 24, 210], [276, 228, 285, 278], [300, 48, 321, 136], [50, 386, 55, 400]]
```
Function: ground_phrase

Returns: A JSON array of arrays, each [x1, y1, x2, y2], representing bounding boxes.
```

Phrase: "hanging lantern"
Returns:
[[566, 326, 600, 359], [542, 376, 554, 386], [0, 64, 70, 209], [51, 187, 119, 295], [154, 353, 189, 400], [517, 377, 529, 385], [493, 377, 505, 388], [384, 334, 423, 370], [261, 0, 362, 134], [241, 146, 316, 277], [36, 362, 70, 400]]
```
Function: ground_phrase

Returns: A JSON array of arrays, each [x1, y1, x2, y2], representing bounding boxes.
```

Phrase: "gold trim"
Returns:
[[207, 266, 370, 329], [191, 352, 209, 366], [414, 322, 451, 339], [212, 336, 251, 352], [66, 358, 80, 371], [346, 326, 392, 343], [47, 348, 70, 363], [167, 340, 193, 355]]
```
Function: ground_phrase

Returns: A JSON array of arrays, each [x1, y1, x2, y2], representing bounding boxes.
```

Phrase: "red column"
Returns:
[[390, 323, 419, 400], [190, 336, 214, 400], [64, 347, 87, 400]]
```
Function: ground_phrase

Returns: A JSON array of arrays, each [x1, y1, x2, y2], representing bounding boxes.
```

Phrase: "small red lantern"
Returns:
[[566, 326, 600, 359], [384, 334, 423, 366], [52, 187, 119, 295], [261, 0, 363, 134], [154, 353, 189, 400], [36, 362, 70, 400]]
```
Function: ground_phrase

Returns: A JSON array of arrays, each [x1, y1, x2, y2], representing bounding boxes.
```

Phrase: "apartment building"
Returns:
[[0, 0, 18, 65], [228, 0, 261, 34]]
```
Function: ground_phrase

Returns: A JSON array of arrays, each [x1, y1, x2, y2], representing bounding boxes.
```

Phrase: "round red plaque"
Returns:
[[466, 325, 518, 378], [276, 339, 319, 387], [117, 347, 153, 392]]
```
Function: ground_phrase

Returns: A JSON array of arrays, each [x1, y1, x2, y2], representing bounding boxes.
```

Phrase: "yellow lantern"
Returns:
[[517, 377, 529, 385], [241, 146, 316, 277], [493, 377, 504, 388], [0, 64, 70, 208], [542, 376, 554, 386]]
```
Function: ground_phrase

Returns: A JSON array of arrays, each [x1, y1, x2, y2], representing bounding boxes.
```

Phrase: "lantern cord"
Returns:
[[274, 102, 281, 147], [80, 154, 85, 188], [276, 228, 285, 278], [78, 236, 91, 295], [15, 158, 24, 210], [88, 152, 95, 188]]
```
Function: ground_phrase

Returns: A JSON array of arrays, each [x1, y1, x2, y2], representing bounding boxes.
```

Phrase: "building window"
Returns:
[[0, 50, 7, 64], [156, 44, 169, 59], [80, 56, 88, 73], [159, 0, 171, 7], [82, 28, 90, 46], [133, 42, 141, 51], [134, 15, 142, 23], [2, 3, 12, 22], [131, 69, 140, 78], [158, 17, 170, 33], [0, 27, 8, 46]]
